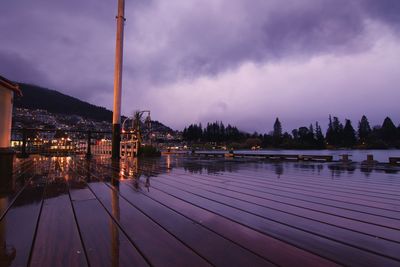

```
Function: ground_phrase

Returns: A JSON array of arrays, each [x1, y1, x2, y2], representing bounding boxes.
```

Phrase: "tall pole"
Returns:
[[112, 0, 125, 160]]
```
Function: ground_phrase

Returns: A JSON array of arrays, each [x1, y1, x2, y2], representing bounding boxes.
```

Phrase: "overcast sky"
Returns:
[[1, 0, 400, 132]]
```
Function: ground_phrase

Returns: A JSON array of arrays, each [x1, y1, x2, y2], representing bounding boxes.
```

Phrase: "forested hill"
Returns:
[[14, 83, 113, 122]]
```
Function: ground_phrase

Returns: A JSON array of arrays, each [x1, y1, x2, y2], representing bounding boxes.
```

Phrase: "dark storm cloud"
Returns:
[[2, 0, 400, 87], [0, 50, 49, 84], [360, 0, 400, 28], [125, 0, 400, 85]]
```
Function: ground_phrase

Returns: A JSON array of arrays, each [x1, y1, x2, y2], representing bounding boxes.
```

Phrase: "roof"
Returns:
[[0, 75, 22, 96]]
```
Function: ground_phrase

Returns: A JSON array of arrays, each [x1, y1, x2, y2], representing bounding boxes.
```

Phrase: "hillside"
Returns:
[[14, 83, 113, 122], [13, 83, 174, 133]]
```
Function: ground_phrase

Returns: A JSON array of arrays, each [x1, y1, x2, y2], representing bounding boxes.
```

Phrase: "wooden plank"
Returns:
[[237, 167, 400, 189], [99, 158, 400, 228], [0, 161, 36, 220], [76, 157, 400, 267], [0, 176, 46, 267], [86, 182, 212, 267], [171, 162, 400, 194], [69, 178, 96, 202], [72, 197, 149, 267], [150, 159, 399, 228], [125, 181, 340, 267], [170, 172, 400, 230], [159, 173, 400, 242], [155, 158, 400, 205], [207, 171, 400, 204], [147, 179, 400, 267], [152, 176, 400, 260], [201, 167, 400, 198], [176, 172, 400, 219], [113, 181, 275, 267], [224, 179, 400, 216], [29, 178, 88, 267]]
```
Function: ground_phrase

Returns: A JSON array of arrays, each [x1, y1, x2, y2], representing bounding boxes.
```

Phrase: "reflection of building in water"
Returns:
[[166, 155, 171, 171], [92, 139, 112, 156], [120, 157, 139, 179], [93, 138, 139, 158], [117, 157, 160, 191]]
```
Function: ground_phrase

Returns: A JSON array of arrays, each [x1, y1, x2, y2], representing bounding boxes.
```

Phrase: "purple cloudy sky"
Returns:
[[1, 0, 400, 132]]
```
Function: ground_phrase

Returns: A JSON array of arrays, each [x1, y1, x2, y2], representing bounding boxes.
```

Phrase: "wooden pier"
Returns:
[[191, 151, 334, 162], [1, 155, 400, 267]]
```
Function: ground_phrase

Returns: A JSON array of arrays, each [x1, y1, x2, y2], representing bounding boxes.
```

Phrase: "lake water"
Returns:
[[201, 149, 400, 163]]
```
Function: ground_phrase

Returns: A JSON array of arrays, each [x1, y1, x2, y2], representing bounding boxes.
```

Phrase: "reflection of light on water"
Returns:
[[166, 155, 171, 172], [119, 170, 125, 180]]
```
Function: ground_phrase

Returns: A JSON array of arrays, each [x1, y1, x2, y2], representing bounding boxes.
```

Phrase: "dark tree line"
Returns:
[[182, 115, 400, 149], [183, 122, 245, 143]]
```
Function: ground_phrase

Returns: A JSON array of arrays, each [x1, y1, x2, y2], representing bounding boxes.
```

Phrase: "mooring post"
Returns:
[[341, 154, 350, 162]]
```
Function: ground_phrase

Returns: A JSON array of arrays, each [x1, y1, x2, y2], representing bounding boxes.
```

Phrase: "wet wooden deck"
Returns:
[[1, 155, 400, 267]]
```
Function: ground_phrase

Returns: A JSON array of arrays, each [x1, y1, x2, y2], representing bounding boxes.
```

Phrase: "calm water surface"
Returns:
[[204, 149, 400, 163]]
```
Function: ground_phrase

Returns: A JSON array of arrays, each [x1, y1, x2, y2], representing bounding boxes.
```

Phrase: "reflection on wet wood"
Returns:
[[155, 173, 400, 243], [175, 170, 400, 229], [30, 173, 88, 267], [148, 179, 400, 267], [117, 182, 274, 267], [87, 182, 211, 267], [135, 183, 339, 267], [1, 155, 400, 267], [72, 198, 149, 267], [0, 181, 45, 266]]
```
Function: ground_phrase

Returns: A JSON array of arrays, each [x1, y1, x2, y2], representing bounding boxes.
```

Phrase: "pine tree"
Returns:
[[358, 115, 371, 144], [343, 119, 356, 147], [326, 115, 334, 146], [326, 116, 343, 146], [315, 122, 325, 148], [272, 118, 283, 146], [308, 124, 315, 144], [381, 117, 397, 143]]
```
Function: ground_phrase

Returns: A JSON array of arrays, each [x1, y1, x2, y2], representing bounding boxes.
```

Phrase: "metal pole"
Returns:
[[86, 130, 92, 159], [112, 0, 125, 160], [21, 128, 28, 158]]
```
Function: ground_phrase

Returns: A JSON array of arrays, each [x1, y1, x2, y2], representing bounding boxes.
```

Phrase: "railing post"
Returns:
[[0, 148, 15, 191], [20, 128, 28, 158], [86, 130, 92, 159]]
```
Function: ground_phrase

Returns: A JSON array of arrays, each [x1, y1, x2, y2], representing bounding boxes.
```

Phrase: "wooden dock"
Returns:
[[187, 151, 334, 162], [1, 155, 400, 267]]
